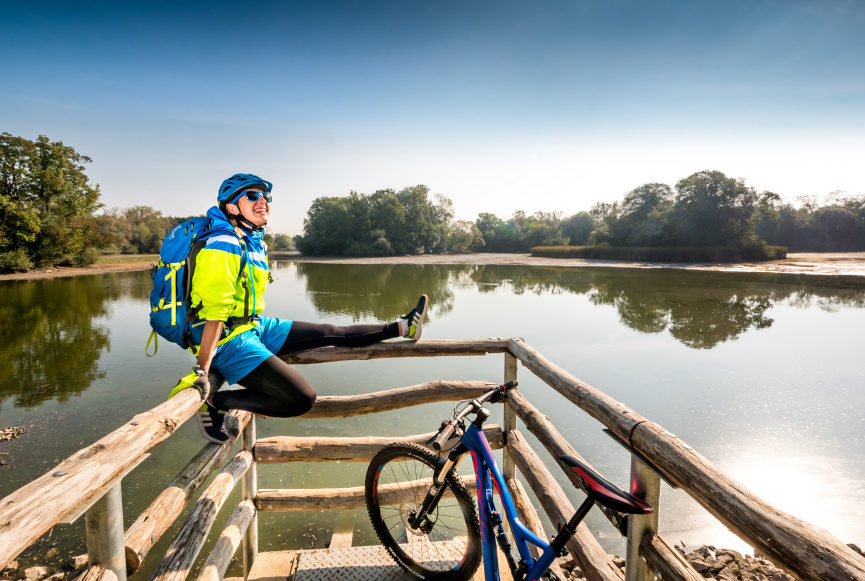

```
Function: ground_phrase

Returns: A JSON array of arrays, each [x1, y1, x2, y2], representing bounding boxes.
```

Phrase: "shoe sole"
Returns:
[[411, 294, 428, 341], [197, 410, 229, 444]]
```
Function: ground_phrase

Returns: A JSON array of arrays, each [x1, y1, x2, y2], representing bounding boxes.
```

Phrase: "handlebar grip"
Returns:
[[431, 423, 455, 451]]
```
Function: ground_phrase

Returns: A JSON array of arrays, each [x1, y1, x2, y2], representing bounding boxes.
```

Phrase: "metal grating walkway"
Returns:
[[248, 542, 511, 581]]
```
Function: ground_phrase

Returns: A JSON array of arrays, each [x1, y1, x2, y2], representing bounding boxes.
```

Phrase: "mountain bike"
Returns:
[[365, 381, 652, 581]]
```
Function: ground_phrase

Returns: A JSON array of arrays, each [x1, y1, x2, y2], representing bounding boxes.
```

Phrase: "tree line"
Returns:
[[298, 171, 864, 256], [295, 186, 457, 255], [93, 206, 294, 255], [2, 133, 863, 272]]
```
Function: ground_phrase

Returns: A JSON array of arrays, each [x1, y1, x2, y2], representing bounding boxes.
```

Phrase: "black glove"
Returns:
[[192, 366, 211, 401]]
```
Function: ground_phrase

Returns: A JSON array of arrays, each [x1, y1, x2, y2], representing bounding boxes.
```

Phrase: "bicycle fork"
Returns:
[[409, 446, 466, 531]]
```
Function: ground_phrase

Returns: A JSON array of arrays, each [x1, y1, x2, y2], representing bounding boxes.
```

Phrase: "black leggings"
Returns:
[[211, 321, 400, 417]]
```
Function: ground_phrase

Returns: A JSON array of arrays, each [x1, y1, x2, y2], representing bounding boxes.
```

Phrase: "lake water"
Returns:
[[1, 262, 863, 576]]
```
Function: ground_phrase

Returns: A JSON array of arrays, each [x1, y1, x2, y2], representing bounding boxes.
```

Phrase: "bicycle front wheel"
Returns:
[[365, 443, 482, 580]]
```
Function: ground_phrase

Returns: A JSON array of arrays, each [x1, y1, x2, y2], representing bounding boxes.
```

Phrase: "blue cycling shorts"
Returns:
[[211, 316, 293, 385]]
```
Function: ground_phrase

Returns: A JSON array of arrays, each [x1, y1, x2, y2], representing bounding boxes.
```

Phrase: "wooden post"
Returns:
[[625, 456, 660, 581], [197, 500, 256, 581], [241, 416, 258, 577], [149, 451, 252, 581], [125, 411, 250, 573], [502, 353, 518, 482], [84, 483, 126, 581], [507, 429, 624, 581]]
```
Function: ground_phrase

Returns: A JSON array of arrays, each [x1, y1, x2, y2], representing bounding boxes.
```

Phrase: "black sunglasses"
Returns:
[[234, 190, 272, 203]]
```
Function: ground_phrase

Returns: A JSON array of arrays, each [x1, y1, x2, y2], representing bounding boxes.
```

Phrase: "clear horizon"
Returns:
[[3, 0, 864, 235]]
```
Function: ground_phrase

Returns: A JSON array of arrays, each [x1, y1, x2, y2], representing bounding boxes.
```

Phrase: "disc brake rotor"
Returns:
[[400, 504, 434, 536]]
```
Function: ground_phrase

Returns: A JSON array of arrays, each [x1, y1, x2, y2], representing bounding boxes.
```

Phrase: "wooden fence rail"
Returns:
[[2, 337, 863, 581], [125, 410, 252, 573], [255, 424, 504, 463], [149, 451, 253, 581], [0, 388, 202, 568], [506, 338, 865, 581]]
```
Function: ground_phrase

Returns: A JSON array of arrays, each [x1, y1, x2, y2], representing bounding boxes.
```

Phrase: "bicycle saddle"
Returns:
[[560, 455, 652, 515]]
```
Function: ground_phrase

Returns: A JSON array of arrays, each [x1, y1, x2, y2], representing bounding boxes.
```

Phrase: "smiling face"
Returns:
[[226, 189, 270, 227]]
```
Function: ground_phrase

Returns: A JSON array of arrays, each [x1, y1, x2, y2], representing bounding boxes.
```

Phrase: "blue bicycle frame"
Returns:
[[461, 421, 557, 581]]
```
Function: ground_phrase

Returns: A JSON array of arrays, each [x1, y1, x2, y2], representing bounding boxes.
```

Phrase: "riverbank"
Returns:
[[2, 252, 864, 282], [0, 255, 157, 281], [288, 251, 865, 279]]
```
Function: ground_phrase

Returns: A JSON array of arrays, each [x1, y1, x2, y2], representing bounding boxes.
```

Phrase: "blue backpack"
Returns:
[[146, 217, 245, 356]]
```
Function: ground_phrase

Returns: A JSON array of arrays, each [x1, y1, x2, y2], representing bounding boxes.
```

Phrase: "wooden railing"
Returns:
[[1, 338, 863, 581]]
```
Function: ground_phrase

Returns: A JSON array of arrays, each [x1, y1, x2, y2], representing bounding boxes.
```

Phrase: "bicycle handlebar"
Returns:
[[431, 381, 518, 451], [431, 423, 456, 451]]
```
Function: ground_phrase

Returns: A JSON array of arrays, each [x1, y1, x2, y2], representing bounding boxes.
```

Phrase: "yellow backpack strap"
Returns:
[[145, 329, 159, 357]]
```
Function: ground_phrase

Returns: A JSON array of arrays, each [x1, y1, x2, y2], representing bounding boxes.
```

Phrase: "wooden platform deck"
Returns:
[[246, 546, 515, 581]]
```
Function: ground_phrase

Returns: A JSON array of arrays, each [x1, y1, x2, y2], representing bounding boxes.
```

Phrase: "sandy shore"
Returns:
[[287, 251, 865, 279], [3, 252, 865, 282]]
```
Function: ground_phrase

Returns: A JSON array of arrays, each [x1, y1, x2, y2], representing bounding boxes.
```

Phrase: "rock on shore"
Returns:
[[559, 543, 865, 580]]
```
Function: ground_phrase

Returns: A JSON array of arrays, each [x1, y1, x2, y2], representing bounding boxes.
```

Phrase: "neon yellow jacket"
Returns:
[[189, 206, 269, 325]]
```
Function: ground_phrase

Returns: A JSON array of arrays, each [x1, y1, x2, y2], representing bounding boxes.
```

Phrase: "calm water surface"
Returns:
[[1, 262, 863, 575]]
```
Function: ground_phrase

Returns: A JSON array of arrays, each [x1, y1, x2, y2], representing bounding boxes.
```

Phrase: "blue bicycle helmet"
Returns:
[[217, 173, 273, 205]]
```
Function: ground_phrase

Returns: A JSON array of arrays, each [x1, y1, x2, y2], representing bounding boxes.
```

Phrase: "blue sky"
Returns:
[[3, 0, 864, 234]]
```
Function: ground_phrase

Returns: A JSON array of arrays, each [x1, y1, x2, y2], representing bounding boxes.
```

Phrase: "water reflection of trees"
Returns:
[[0, 273, 148, 409], [293, 263, 464, 322], [450, 265, 864, 349], [295, 262, 865, 349]]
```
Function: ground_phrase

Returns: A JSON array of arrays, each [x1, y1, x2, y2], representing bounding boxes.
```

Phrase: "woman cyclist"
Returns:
[[171, 173, 428, 442]]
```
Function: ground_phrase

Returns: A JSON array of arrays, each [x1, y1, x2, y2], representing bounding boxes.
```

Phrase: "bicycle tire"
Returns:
[[366, 442, 482, 580]]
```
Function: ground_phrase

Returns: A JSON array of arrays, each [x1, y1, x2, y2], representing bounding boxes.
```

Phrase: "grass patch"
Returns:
[[532, 245, 788, 262]]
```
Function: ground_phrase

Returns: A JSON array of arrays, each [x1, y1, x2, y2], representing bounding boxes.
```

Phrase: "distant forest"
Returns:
[[296, 172, 865, 256], [2, 132, 863, 272]]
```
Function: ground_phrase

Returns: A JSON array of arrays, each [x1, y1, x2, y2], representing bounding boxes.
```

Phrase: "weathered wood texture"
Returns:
[[502, 353, 518, 482], [0, 388, 202, 568], [84, 484, 126, 581], [633, 421, 865, 581], [240, 417, 258, 576], [506, 429, 624, 581], [257, 474, 478, 512], [73, 566, 119, 581], [328, 513, 355, 549], [255, 425, 504, 463], [507, 390, 701, 581], [505, 390, 622, 527], [280, 338, 512, 364], [125, 410, 251, 573], [298, 380, 499, 418], [196, 499, 255, 581], [508, 339, 865, 581], [641, 535, 704, 581], [149, 451, 252, 581]]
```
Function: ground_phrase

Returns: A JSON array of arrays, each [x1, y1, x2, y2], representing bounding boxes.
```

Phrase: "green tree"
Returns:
[[475, 212, 521, 252], [447, 220, 485, 253], [296, 185, 452, 256], [618, 183, 674, 246], [561, 212, 595, 245], [0, 133, 103, 270], [272, 233, 295, 250], [297, 192, 372, 256], [810, 206, 862, 251], [369, 189, 407, 253], [673, 170, 759, 247]]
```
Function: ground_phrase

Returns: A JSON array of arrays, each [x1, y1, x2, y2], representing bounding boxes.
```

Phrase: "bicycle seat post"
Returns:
[[550, 495, 594, 557]]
